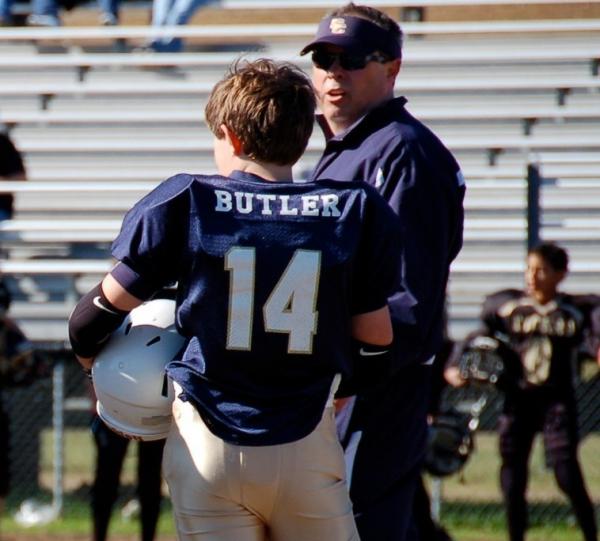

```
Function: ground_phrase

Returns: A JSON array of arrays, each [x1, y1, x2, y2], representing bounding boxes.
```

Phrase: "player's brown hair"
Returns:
[[329, 2, 403, 52], [205, 58, 316, 166]]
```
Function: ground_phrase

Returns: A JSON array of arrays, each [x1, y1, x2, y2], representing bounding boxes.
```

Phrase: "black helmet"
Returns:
[[424, 408, 474, 477]]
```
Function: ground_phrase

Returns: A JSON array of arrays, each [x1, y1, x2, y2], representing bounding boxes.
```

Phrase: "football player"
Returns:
[[68, 58, 403, 541], [446, 242, 599, 541]]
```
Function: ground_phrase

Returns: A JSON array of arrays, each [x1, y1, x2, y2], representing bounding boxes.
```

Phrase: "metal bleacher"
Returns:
[[1, 1, 599, 343]]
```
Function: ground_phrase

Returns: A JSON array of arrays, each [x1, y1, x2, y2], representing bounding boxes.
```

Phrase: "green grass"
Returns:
[[431, 432, 600, 503], [448, 526, 593, 541], [38, 429, 599, 503], [432, 431, 600, 540], [2, 496, 177, 537], [39, 428, 140, 489], [1, 429, 597, 539], [2, 498, 594, 540]]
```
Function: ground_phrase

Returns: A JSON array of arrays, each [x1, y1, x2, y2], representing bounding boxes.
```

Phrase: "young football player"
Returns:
[[68, 58, 402, 541], [446, 242, 599, 541]]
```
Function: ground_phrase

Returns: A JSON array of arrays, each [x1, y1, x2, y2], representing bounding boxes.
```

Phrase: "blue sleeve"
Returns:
[[351, 187, 402, 315], [110, 175, 190, 298], [381, 142, 465, 367]]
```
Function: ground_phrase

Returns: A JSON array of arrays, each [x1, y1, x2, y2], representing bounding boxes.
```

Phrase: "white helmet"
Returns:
[[92, 298, 186, 441]]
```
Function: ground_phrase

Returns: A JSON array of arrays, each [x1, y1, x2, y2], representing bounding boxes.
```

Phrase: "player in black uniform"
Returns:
[[446, 242, 599, 541], [69, 59, 403, 541]]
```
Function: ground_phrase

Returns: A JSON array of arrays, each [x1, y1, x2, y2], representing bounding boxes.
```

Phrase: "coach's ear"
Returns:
[[221, 124, 244, 157]]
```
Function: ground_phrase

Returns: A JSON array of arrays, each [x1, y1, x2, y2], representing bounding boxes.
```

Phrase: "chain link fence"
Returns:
[[2, 349, 142, 522], [431, 361, 600, 527], [2, 347, 598, 528]]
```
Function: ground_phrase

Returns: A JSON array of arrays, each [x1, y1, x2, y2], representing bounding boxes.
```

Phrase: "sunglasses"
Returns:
[[311, 49, 392, 71]]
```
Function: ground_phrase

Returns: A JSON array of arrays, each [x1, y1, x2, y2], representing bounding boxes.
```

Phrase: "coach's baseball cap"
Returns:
[[300, 15, 401, 58]]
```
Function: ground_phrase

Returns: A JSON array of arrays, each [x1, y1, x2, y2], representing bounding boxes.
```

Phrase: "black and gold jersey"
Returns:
[[478, 289, 600, 396]]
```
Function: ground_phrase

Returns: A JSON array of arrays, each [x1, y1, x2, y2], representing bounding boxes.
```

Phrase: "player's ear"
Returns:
[[221, 124, 244, 156]]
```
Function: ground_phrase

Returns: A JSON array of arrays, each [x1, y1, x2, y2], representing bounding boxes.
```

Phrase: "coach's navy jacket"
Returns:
[[311, 97, 465, 507]]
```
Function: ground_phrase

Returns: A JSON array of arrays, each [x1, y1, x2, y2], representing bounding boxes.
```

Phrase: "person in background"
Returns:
[[0, 0, 119, 27], [147, 0, 212, 52], [90, 288, 176, 541], [0, 130, 26, 220], [90, 412, 165, 541], [445, 242, 599, 541], [0, 0, 60, 26], [301, 3, 465, 540]]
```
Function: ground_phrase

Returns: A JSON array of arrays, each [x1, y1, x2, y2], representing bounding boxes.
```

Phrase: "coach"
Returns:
[[301, 3, 465, 539]]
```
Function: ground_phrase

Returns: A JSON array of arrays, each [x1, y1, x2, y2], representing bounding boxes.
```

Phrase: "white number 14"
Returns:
[[224, 247, 320, 354]]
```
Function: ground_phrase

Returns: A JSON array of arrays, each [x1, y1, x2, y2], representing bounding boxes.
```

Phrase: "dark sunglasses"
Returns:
[[311, 49, 392, 71]]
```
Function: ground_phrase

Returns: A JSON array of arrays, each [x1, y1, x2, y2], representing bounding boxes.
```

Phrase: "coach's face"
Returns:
[[311, 44, 400, 136]]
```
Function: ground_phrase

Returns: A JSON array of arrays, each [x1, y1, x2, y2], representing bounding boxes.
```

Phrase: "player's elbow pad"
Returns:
[[336, 339, 392, 397], [68, 283, 128, 358]]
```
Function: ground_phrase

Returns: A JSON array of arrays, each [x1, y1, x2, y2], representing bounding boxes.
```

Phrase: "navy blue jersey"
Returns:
[[111, 170, 401, 446]]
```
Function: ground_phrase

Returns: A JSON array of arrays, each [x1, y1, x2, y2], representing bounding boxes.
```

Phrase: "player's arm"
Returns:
[[68, 274, 144, 371], [102, 273, 145, 312], [443, 336, 468, 387], [70, 176, 186, 369], [336, 305, 393, 398], [351, 304, 393, 346], [335, 189, 401, 396]]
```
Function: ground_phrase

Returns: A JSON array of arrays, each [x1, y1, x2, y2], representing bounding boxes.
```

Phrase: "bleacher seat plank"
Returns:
[[0, 259, 111, 274], [2, 77, 598, 102], [1, 18, 599, 43], [220, 0, 593, 8], [0, 45, 597, 69], [13, 132, 600, 153], [3, 104, 599, 126]]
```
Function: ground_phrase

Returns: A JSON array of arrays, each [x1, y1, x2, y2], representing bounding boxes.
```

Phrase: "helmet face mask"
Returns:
[[459, 335, 522, 391], [459, 337, 505, 386], [92, 298, 186, 441]]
